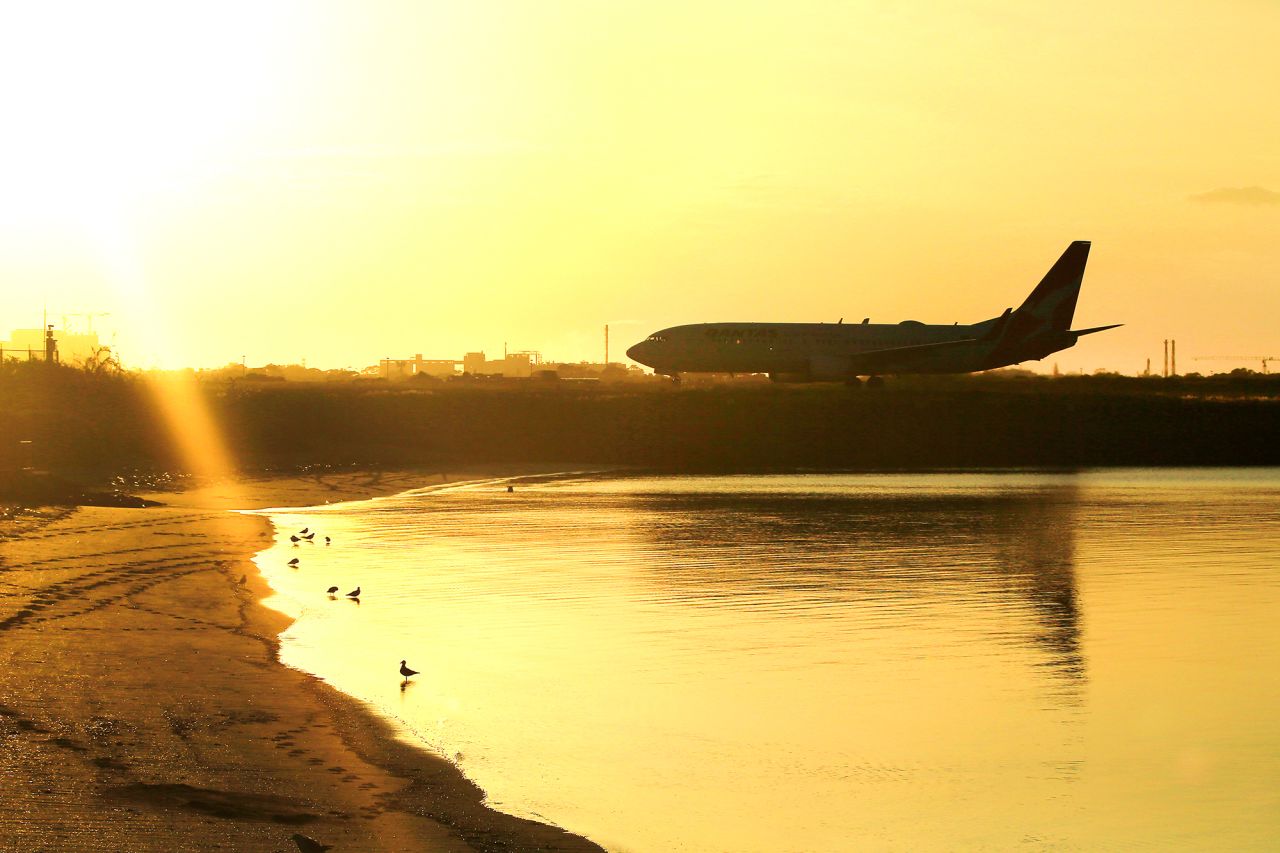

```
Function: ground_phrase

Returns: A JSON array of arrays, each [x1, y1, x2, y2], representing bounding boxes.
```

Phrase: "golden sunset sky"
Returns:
[[1, 1, 1277, 372]]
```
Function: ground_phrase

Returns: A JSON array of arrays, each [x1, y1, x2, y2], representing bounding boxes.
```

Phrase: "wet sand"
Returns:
[[0, 470, 604, 852]]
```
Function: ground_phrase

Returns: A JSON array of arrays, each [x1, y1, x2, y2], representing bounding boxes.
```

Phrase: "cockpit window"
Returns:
[[647, 334, 667, 343]]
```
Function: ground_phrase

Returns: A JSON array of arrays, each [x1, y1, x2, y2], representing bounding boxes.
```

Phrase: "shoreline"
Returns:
[[0, 469, 603, 852]]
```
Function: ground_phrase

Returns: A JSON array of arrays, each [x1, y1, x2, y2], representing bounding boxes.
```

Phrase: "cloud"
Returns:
[[1190, 185, 1280, 205]]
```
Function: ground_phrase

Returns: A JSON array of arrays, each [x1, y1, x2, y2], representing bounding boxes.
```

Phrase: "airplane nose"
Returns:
[[626, 341, 647, 364]]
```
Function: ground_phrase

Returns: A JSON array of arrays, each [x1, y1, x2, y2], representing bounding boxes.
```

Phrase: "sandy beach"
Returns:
[[0, 470, 604, 852]]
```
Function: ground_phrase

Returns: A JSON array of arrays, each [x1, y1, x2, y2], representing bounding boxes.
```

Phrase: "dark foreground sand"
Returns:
[[0, 471, 604, 852]]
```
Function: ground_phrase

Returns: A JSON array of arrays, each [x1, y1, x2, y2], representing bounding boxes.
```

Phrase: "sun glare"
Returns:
[[0, 2, 284, 475], [87, 213, 238, 484], [0, 2, 286, 229]]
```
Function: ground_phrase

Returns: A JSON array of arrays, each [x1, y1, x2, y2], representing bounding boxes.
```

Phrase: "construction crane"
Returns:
[[1193, 355, 1279, 375], [60, 312, 112, 335]]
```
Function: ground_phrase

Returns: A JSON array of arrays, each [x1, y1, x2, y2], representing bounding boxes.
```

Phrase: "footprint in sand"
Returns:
[[48, 736, 89, 753]]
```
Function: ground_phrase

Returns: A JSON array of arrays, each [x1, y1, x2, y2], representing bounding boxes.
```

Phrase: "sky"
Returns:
[[0, 0, 1277, 373]]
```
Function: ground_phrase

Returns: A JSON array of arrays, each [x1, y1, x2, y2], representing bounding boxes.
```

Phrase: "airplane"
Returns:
[[625, 241, 1119, 385]]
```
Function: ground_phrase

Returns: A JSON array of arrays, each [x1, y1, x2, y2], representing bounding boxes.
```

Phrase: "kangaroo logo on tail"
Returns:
[[983, 241, 1114, 368], [1016, 240, 1090, 332]]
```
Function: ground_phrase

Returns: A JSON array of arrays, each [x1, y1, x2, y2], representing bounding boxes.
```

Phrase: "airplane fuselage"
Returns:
[[626, 241, 1115, 381], [629, 321, 1001, 380]]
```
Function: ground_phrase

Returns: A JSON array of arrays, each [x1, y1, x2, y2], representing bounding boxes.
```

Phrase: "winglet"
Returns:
[[980, 308, 1013, 342]]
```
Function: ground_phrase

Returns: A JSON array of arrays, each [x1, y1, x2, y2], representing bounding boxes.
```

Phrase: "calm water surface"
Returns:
[[257, 470, 1280, 851]]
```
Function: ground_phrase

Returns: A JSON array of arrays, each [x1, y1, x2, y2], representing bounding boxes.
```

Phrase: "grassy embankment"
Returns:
[[3, 362, 1280, 494]]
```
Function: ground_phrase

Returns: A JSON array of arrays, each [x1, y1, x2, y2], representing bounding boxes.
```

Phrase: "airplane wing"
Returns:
[[846, 308, 1011, 375], [846, 337, 982, 375]]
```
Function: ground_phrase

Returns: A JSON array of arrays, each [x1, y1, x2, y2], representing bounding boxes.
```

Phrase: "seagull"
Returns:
[[324, 536, 331, 545], [400, 660, 419, 680], [290, 535, 300, 543], [345, 586, 360, 599], [302, 532, 315, 540], [290, 833, 332, 853], [288, 557, 300, 566], [237, 574, 247, 586], [299, 527, 309, 535], [326, 586, 339, 596]]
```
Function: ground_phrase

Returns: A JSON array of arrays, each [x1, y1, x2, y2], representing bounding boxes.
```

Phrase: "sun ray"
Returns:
[[88, 214, 238, 487]]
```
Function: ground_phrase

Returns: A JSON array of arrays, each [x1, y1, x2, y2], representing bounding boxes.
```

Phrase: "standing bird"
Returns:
[[326, 586, 339, 596], [289, 535, 301, 544], [290, 833, 332, 853], [400, 660, 419, 681], [237, 574, 247, 586], [324, 536, 331, 545], [345, 586, 361, 599], [299, 528, 310, 535], [302, 532, 316, 540], [288, 557, 300, 567]]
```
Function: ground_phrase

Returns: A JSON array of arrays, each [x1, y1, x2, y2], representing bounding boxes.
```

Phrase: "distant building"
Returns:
[[379, 354, 461, 380], [461, 351, 534, 378], [0, 328, 103, 366], [375, 348, 649, 381], [502, 353, 534, 378]]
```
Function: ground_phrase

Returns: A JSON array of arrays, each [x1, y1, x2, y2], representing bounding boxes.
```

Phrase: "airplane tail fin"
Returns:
[[978, 241, 1106, 368], [1015, 241, 1090, 332]]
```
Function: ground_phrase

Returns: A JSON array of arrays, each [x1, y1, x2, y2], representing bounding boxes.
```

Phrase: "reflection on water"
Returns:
[[258, 471, 1280, 851], [629, 488, 1084, 685]]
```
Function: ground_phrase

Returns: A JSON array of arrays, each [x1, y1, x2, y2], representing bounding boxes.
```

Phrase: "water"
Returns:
[[257, 470, 1280, 851]]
